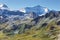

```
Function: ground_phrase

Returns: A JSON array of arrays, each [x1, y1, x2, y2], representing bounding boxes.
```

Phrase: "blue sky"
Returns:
[[0, 0, 59, 10]]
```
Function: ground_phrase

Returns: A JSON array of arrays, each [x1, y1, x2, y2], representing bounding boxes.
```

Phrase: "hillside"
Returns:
[[0, 4, 60, 40], [0, 10, 60, 40]]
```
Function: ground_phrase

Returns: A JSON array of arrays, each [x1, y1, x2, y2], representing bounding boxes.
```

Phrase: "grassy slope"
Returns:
[[0, 19, 60, 40]]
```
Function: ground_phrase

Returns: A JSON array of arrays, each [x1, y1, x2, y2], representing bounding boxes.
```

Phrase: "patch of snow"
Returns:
[[19, 8, 26, 13]]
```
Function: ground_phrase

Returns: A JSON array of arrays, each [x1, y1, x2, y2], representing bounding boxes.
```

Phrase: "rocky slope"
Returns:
[[0, 4, 60, 40]]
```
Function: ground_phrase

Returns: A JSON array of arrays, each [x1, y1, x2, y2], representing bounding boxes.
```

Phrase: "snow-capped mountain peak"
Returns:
[[0, 3, 8, 9], [0, 4, 8, 8], [0, 4, 49, 20], [19, 8, 26, 13], [22, 5, 49, 16], [44, 8, 49, 13]]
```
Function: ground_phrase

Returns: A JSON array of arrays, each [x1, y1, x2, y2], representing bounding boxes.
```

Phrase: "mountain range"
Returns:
[[0, 4, 50, 24], [0, 4, 49, 17], [0, 4, 60, 40]]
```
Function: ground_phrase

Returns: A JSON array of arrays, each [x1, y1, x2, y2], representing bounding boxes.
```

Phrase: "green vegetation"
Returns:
[[0, 20, 59, 40]]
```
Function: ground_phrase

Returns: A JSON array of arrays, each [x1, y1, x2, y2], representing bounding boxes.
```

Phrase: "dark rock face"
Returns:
[[32, 16, 44, 24], [45, 11, 60, 19], [45, 13, 50, 18], [24, 24, 32, 29], [41, 23, 47, 27], [0, 15, 8, 24], [11, 25, 18, 30], [0, 18, 8, 24], [50, 26, 55, 30], [57, 21, 60, 25]]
